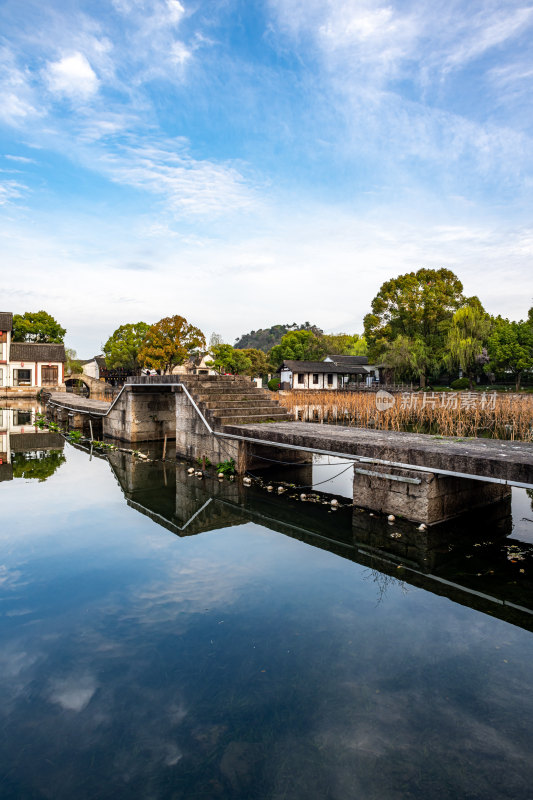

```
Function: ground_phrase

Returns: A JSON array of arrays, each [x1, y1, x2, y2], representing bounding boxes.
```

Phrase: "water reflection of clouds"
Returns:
[[1, 450, 533, 797], [49, 673, 99, 712], [309, 674, 533, 800]]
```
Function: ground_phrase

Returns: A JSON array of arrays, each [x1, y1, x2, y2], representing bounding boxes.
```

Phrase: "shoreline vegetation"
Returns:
[[278, 390, 533, 441]]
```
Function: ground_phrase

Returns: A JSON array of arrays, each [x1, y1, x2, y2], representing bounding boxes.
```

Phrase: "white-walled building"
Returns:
[[171, 354, 216, 376], [324, 355, 381, 386], [278, 358, 371, 390], [82, 355, 107, 380], [0, 312, 66, 390]]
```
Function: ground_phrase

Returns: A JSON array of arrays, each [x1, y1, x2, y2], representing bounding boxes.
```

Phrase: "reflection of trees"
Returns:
[[12, 450, 66, 482], [364, 566, 410, 605], [528, 489, 533, 513]]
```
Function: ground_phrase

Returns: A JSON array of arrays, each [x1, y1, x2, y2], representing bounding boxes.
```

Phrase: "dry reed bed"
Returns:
[[278, 391, 533, 441]]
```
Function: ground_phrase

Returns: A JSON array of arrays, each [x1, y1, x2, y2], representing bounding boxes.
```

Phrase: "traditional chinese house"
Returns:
[[0, 313, 66, 391]]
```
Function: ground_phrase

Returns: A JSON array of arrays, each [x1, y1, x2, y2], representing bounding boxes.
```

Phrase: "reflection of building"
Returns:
[[0, 407, 60, 464], [0, 313, 66, 392], [0, 409, 64, 481]]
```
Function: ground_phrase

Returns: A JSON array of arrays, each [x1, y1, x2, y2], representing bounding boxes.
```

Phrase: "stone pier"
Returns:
[[104, 386, 175, 443], [353, 463, 511, 525]]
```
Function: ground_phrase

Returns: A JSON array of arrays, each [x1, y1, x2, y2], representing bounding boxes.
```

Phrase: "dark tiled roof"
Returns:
[[325, 354, 369, 366], [278, 360, 369, 374], [0, 312, 13, 331], [10, 343, 66, 362]]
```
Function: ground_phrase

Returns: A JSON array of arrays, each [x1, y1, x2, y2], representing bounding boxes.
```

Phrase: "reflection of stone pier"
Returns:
[[105, 451, 533, 633]]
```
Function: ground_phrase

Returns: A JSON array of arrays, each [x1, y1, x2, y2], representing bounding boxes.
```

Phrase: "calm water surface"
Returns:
[[1, 420, 533, 799]]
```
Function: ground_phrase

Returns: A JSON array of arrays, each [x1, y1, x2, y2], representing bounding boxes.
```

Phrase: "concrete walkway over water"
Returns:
[[223, 421, 533, 486]]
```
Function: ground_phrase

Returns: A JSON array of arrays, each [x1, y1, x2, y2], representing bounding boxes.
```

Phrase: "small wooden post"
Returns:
[[202, 455, 206, 472], [162, 433, 167, 460], [89, 419, 94, 441]]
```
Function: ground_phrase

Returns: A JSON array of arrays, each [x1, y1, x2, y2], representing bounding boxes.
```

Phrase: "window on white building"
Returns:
[[14, 369, 31, 386], [298, 374, 304, 384], [312, 373, 319, 384]]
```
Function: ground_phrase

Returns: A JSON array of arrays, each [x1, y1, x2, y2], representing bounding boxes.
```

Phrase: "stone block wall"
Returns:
[[104, 388, 176, 443], [175, 392, 245, 471], [353, 463, 511, 524]]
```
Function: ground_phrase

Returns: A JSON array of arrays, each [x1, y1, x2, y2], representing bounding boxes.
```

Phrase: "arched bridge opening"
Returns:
[[65, 374, 114, 400]]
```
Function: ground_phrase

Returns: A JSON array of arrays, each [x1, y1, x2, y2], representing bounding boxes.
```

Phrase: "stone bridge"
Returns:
[[43, 375, 533, 525], [63, 373, 114, 400]]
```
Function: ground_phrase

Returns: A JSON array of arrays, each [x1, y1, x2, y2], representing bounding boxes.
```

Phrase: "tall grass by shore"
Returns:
[[278, 390, 533, 441]]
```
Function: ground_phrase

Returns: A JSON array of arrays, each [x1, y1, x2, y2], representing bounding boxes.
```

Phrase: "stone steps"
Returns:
[[215, 412, 293, 426], [205, 403, 290, 415], [196, 394, 270, 405], [193, 390, 266, 401], [179, 375, 289, 428], [202, 402, 279, 413]]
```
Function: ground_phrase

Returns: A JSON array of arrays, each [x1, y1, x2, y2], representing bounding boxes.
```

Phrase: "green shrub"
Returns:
[[268, 377, 280, 391], [451, 377, 469, 390], [216, 459, 235, 475]]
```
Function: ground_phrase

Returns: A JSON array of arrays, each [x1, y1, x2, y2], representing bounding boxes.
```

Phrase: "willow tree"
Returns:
[[382, 334, 431, 383], [444, 302, 491, 388], [138, 316, 206, 373]]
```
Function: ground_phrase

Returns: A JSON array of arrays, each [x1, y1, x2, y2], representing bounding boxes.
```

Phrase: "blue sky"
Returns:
[[1, 0, 532, 354]]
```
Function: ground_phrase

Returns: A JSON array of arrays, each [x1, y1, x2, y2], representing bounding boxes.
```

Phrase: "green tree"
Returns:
[[234, 322, 323, 351], [487, 317, 533, 390], [138, 316, 206, 373], [12, 311, 66, 343], [239, 348, 270, 377], [364, 268, 466, 386], [207, 344, 251, 375], [444, 301, 492, 388], [269, 329, 326, 367], [65, 348, 84, 375], [103, 322, 150, 371], [320, 333, 368, 356], [382, 335, 431, 382]]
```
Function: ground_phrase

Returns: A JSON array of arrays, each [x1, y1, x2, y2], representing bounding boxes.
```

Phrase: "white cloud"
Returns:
[[0, 92, 38, 124], [441, 6, 533, 73], [0, 179, 26, 205], [171, 41, 192, 66], [4, 154, 36, 163], [97, 141, 258, 216], [45, 52, 99, 99], [166, 0, 185, 24], [270, 0, 533, 83], [0, 48, 41, 125]]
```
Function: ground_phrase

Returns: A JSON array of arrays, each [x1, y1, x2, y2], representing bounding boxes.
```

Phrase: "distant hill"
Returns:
[[234, 322, 323, 352]]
